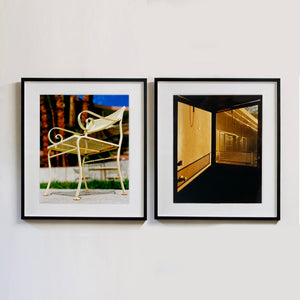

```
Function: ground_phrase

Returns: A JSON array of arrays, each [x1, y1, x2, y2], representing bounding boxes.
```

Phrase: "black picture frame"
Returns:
[[155, 78, 280, 220], [22, 78, 147, 220]]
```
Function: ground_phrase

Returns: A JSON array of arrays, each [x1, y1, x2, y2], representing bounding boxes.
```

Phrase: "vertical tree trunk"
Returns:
[[69, 95, 75, 127], [55, 95, 67, 167], [47, 95, 59, 167], [40, 96, 49, 167]]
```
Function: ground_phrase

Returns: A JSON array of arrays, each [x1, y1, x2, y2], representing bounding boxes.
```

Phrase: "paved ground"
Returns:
[[40, 189, 129, 204], [175, 164, 260, 203]]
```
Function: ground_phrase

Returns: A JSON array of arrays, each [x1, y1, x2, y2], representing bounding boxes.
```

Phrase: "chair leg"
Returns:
[[74, 139, 82, 200], [116, 148, 127, 195], [82, 156, 89, 193], [44, 150, 52, 196]]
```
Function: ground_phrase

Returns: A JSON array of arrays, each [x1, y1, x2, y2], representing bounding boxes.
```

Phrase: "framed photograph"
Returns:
[[22, 78, 147, 220], [155, 78, 280, 220]]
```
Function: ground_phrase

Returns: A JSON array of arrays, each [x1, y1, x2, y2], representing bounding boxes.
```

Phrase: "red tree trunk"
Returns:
[[40, 96, 49, 167], [55, 95, 67, 167]]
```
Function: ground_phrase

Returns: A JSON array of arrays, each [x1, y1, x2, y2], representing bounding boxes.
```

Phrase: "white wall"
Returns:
[[0, 0, 299, 299]]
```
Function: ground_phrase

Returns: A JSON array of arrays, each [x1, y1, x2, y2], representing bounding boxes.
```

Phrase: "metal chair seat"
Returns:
[[48, 135, 119, 156]]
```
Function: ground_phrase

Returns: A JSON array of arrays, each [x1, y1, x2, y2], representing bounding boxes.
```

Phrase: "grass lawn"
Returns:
[[40, 179, 129, 190]]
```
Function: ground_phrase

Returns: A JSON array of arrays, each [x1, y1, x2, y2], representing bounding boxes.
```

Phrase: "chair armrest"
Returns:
[[48, 127, 81, 144], [77, 110, 117, 131]]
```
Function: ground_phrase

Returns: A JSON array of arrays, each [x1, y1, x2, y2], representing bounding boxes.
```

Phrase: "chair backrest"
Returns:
[[85, 106, 126, 134]]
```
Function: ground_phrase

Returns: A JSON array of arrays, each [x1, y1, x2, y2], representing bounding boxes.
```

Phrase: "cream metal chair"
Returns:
[[44, 106, 127, 200]]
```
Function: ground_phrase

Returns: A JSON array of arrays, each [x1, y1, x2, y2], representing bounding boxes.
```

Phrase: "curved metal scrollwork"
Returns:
[[85, 117, 95, 129], [77, 110, 116, 132], [48, 127, 80, 144]]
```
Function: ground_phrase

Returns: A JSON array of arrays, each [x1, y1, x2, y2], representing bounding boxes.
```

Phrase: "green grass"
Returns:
[[40, 179, 129, 190]]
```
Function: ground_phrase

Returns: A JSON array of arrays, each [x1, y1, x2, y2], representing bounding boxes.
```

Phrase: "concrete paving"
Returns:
[[40, 189, 129, 204]]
